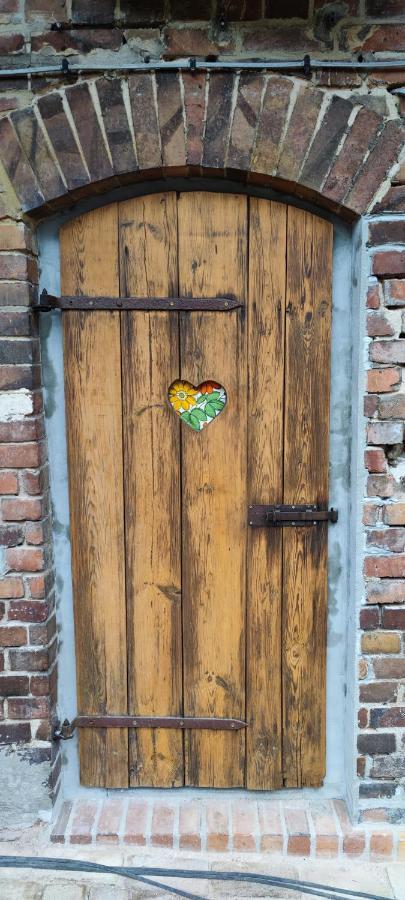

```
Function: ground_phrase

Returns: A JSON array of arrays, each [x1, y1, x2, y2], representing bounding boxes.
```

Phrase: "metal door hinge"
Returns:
[[248, 504, 338, 527], [53, 714, 247, 740], [35, 289, 241, 312]]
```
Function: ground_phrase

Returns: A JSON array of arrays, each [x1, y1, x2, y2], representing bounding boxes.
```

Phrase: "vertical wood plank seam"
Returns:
[[118, 201, 131, 786], [244, 195, 250, 788], [281, 204, 289, 786], [175, 191, 185, 784]]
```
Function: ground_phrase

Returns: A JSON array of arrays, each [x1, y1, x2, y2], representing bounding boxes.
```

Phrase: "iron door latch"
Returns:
[[248, 505, 338, 527]]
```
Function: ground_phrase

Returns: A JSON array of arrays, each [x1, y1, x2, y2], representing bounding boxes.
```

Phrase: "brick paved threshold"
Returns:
[[51, 798, 405, 861]]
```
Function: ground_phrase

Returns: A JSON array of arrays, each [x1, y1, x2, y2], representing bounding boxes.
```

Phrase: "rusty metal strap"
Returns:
[[54, 715, 247, 739], [35, 290, 241, 312]]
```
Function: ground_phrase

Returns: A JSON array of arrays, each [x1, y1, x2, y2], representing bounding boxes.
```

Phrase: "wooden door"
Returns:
[[61, 191, 333, 789]]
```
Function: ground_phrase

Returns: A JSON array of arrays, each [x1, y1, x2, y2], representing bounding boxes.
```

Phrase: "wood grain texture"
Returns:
[[246, 198, 286, 789], [282, 206, 333, 787], [178, 192, 248, 787], [61, 204, 128, 787], [119, 193, 183, 787]]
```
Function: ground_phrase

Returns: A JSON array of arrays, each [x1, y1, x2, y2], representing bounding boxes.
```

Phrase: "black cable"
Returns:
[[0, 856, 393, 900]]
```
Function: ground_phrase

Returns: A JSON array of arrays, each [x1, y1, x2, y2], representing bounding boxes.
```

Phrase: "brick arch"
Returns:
[[0, 72, 403, 222]]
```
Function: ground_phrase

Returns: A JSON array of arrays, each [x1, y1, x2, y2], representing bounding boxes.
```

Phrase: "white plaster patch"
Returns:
[[0, 389, 33, 421]]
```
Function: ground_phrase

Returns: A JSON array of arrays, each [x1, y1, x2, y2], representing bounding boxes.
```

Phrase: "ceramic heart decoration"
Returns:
[[168, 380, 227, 431]]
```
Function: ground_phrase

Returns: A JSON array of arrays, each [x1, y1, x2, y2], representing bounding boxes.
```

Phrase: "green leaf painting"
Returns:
[[168, 380, 227, 431]]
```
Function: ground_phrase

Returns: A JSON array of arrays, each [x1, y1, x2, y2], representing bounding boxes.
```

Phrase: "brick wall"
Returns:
[[0, 2, 404, 829], [360, 209, 405, 824]]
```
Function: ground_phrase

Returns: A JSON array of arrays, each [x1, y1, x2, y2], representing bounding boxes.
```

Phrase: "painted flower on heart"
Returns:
[[199, 381, 221, 394], [168, 381, 197, 412]]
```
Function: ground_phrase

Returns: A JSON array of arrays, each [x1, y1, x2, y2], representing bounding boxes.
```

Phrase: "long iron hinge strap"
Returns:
[[53, 715, 247, 740], [35, 290, 241, 312]]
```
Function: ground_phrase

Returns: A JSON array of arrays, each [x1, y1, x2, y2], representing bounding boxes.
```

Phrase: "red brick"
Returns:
[[0, 33, 24, 54], [366, 284, 382, 309], [37, 92, 89, 193], [363, 503, 381, 526], [323, 106, 382, 204], [65, 82, 113, 183], [27, 574, 46, 599], [8, 600, 49, 622], [0, 443, 40, 468], [232, 800, 258, 852], [347, 120, 405, 214], [124, 799, 148, 845], [364, 395, 378, 417], [70, 800, 99, 845], [182, 72, 206, 167], [367, 475, 395, 499], [156, 72, 186, 168], [382, 606, 405, 629], [360, 606, 380, 629], [364, 556, 405, 578], [179, 801, 201, 851], [7, 547, 44, 572], [379, 395, 405, 419], [258, 801, 283, 853], [370, 706, 405, 728], [374, 658, 405, 678], [206, 801, 229, 851], [32, 28, 122, 54], [0, 625, 26, 646], [1, 497, 42, 521], [228, 73, 264, 172], [373, 251, 405, 278], [0, 674, 29, 696], [384, 504, 405, 526], [358, 707, 368, 728], [365, 448, 386, 473], [360, 681, 398, 703], [71, 0, 115, 25], [0, 119, 43, 212], [203, 72, 235, 170], [151, 803, 175, 848], [0, 419, 42, 444], [369, 220, 405, 246], [367, 528, 405, 553], [164, 25, 227, 59], [8, 696, 50, 719], [367, 580, 405, 604], [30, 674, 50, 696], [370, 832, 393, 859], [343, 833, 366, 856], [358, 732, 396, 754], [361, 25, 405, 52], [0, 310, 32, 338], [95, 77, 137, 176], [96, 798, 123, 843], [384, 279, 405, 307], [284, 807, 310, 856], [26, 522, 44, 545], [252, 75, 294, 175], [367, 367, 401, 392], [0, 722, 30, 743], [9, 647, 50, 671], [0, 577, 23, 599], [367, 421, 403, 444], [367, 314, 394, 337], [0, 471, 18, 494], [276, 85, 323, 183]]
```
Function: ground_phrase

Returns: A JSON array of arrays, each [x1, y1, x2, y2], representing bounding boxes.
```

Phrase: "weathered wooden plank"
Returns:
[[178, 191, 248, 787], [246, 198, 286, 790], [282, 206, 333, 787], [119, 193, 183, 787], [61, 204, 128, 788]]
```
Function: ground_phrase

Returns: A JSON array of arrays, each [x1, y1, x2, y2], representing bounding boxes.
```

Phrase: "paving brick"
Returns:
[[206, 801, 230, 851], [258, 801, 283, 853], [284, 807, 310, 856], [151, 802, 175, 848], [96, 798, 123, 843], [232, 800, 258, 851], [124, 799, 148, 845], [370, 831, 394, 859], [179, 800, 201, 851], [70, 800, 99, 844]]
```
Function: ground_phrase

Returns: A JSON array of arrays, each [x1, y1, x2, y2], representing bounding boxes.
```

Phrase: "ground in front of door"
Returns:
[[0, 824, 404, 900]]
